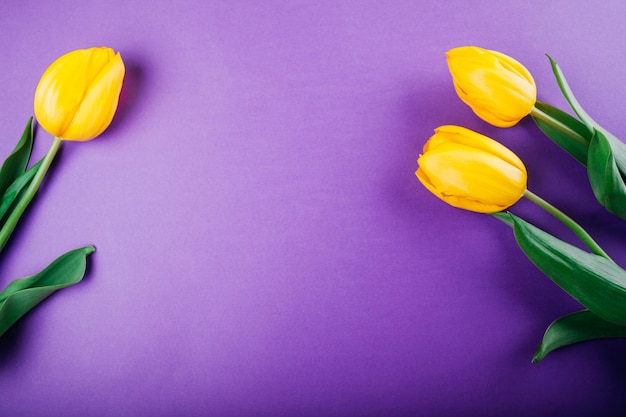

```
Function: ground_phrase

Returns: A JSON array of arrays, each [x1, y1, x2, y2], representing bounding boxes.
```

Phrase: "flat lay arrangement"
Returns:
[[417, 46, 626, 362], [3, 2, 626, 416], [0, 47, 124, 337]]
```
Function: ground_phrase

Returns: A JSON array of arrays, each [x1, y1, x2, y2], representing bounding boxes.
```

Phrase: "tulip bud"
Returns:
[[34, 47, 125, 141], [416, 125, 527, 213], [446, 46, 536, 128]]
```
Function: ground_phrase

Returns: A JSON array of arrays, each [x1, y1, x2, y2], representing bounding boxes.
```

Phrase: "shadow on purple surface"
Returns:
[[101, 58, 145, 139], [0, 314, 27, 365]]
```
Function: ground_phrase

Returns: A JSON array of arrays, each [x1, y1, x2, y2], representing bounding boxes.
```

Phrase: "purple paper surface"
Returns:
[[2, 1, 626, 416]]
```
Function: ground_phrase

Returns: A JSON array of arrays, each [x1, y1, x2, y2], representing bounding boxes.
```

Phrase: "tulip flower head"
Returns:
[[34, 47, 125, 141], [446, 46, 536, 128], [416, 125, 527, 213]]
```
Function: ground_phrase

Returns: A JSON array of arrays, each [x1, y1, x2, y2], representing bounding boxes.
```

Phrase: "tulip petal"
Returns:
[[491, 50, 534, 85], [34, 47, 124, 140], [419, 149, 525, 211], [417, 126, 527, 213], [446, 46, 536, 127], [429, 125, 527, 174], [34, 49, 104, 137], [62, 52, 125, 141]]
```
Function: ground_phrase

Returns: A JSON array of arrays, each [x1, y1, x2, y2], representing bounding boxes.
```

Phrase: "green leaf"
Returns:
[[532, 101, 590, 165], [0, 245, 95, 338], [0, 118, 34, 197], [533, 310, 626, 363], [544, 56, 626, 219], [0, 159, 42, 224], [587, 129, 626, 220], [602, 130, 626, 178], [492, 211, 514, 227], [507, 212, 626, 325], [547, 55, 598, 132]]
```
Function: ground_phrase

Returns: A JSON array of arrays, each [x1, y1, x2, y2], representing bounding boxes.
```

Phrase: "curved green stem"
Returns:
[[0, 137, 62, 253], [524, 189, 613, 262], [530, 105, 589, 146]]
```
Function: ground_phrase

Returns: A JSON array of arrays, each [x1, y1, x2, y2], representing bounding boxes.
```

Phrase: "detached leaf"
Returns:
[[533, 310, 626, 363], [506, 213, 626, 325], [532, 101, 590, 165], [0, 245, 95, 337], [587, 129, 626, 219], [0, 118, 34, 197]]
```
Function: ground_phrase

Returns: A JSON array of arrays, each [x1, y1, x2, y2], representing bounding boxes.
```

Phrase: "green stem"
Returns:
[[524, 189, 613, 262], [0, 137, 62, 253], [530, 105, 589, 146]]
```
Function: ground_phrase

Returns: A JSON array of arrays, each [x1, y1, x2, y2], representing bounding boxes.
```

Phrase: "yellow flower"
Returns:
[[34, 47, 125, 141], [446, 46, 536, 128], [416, 125, 527, 213]]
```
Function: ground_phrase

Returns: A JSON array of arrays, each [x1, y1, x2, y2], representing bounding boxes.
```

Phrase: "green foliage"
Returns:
[[533, 310, 626, 363], [0, 119, 95, 340], [0, 246, 95, 337], [494, 212, 626, 360], [532, 101, 589, 165], [587, 130, 626, 219], [0, 118, 34, 196], [533, 56, 626, 220], [507, 213, 626, 325]]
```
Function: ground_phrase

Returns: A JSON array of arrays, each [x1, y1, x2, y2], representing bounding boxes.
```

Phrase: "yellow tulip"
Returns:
[[34, 47, 125, 141], [416, 125, 527, 213], [446, 46, 536, 128]]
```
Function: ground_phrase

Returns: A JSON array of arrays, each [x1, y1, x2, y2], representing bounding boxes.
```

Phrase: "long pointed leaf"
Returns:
[[603, 130, 626, 177], [547, 55, 626, 219], [0, 159, 43, 224], [548, 55, 626, 175], [547, 55, 598, 132], [532, 101, 590, 165], [0, 246, 95, 337], [587, 129, 626, 219], [533, 310, 626, 363], [0, 118, 33, 197], [507, 213, 626, 325]]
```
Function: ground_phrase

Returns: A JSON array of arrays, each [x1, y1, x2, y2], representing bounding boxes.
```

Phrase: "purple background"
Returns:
[[2, 1, 626, 416]]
